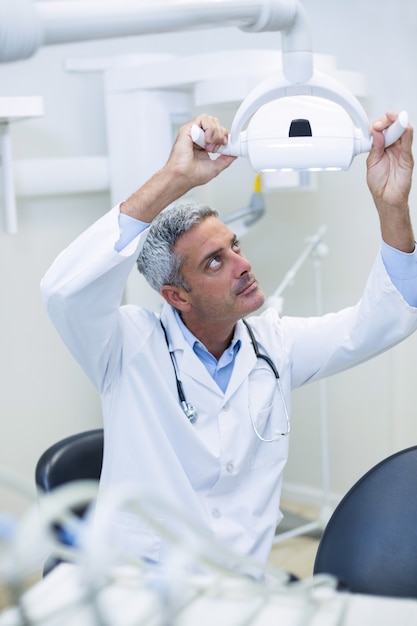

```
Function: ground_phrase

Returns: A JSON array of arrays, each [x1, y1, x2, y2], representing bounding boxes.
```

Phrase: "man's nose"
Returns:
[[236, 254, 252, 276]]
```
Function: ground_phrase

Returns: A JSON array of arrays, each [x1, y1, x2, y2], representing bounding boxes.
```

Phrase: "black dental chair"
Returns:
[[314, 445, 417, 598], [35, 429, 104, 574]]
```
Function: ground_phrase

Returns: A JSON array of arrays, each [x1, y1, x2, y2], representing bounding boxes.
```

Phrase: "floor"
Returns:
[[268, 501, 322, 580]]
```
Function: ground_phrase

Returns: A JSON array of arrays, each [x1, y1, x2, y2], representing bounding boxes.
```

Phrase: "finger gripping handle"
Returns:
[[190, 124, 233, 155], [383, 111, 408, 147]]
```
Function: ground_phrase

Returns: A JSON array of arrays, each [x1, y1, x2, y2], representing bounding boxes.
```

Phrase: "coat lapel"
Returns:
[[160, 303, 223, 396], [224, 319, 257, 399]]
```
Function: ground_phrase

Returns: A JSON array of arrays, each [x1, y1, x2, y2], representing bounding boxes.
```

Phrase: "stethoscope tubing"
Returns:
[[161, 318, 290, 441]]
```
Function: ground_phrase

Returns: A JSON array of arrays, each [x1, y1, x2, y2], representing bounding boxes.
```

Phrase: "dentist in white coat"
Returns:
[[41, 111, 417, 573]]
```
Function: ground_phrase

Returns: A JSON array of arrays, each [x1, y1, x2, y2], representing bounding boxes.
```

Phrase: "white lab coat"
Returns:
[[41, 206, 417, 569]]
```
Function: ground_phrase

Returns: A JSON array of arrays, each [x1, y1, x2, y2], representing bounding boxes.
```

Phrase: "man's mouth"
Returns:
[[236, 278, 257, 296]]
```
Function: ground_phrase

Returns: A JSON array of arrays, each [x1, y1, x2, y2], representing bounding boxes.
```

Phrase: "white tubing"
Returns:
[[13, 156, 110, 197], [0, 0, 300, 62]]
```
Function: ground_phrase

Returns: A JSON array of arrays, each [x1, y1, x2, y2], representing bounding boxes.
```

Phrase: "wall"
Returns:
[[0, 0, 417, 516]]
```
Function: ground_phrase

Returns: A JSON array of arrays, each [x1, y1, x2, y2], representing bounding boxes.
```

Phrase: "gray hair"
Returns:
[[137, 203, 218, 293]]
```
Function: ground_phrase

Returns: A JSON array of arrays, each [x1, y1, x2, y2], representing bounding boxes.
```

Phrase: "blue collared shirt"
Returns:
[[173, 309, 241, 393]]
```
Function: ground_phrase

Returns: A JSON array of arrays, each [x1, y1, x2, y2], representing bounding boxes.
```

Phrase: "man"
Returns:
[[41, 111, 417, 572]]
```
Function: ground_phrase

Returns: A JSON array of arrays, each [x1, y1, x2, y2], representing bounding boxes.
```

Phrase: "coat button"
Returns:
[[212, 508, 221, 519], [226, 462, 235, 473]]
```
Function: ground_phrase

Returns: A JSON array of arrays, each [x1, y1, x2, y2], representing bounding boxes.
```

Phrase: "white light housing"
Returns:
[[191, 70, 408, 172], [243, 96, 356, 171]]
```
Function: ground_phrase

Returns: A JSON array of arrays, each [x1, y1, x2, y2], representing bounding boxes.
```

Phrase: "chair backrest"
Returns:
[[35, 429, 104, 493], [35, 429, 104, 575], [314, 445, 417, 598]]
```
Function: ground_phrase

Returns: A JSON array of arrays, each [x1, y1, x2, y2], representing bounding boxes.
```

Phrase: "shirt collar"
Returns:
[[173, 308, 241, 359]]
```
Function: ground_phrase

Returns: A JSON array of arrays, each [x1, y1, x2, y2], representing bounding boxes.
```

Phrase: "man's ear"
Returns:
[[160, 285, 191, 312]]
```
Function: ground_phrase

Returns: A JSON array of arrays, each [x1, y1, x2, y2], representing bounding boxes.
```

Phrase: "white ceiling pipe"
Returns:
[[14, 156, 110, 198], [0, 0, 312, 81], [37, 0, 297, 42]]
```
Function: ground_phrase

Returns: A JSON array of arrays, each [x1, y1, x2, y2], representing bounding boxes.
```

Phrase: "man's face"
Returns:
[[173, 216, 265, 324]]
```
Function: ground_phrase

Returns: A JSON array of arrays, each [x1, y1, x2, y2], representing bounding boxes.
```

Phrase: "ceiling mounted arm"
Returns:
[[281, 1, 313, 83], [0, 0, 305, 63], [239, 0, 313, 83]]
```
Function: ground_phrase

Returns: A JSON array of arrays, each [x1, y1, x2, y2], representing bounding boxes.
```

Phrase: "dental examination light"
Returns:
[[191, 73, 408, 172]]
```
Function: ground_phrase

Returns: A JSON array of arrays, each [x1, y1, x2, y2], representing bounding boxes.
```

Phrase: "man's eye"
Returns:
[[233, 240, 241, 252], [208, 257, 221, 269]]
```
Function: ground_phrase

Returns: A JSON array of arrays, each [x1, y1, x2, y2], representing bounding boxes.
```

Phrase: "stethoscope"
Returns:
[[161, 319, 291, 443]]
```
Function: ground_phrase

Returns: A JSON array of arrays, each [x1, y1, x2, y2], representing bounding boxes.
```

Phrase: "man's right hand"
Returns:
[[121, 114, 236, 223], [166, 113, 237, 189]]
